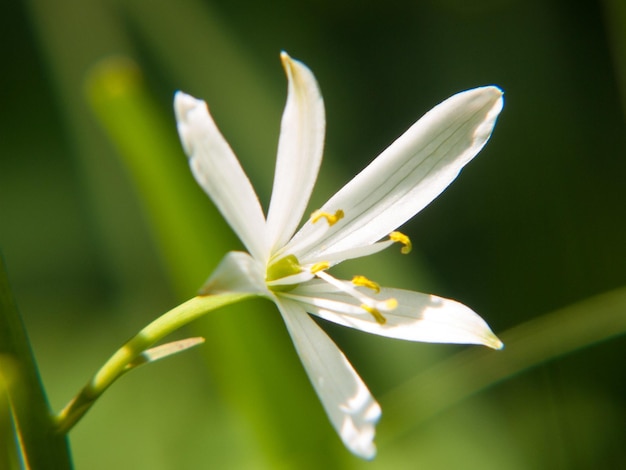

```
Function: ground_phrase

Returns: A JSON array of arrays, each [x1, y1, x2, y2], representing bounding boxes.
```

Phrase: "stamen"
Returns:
[[311, 209, 344, 226], [310, 261, 330, 274], [360, 304, 387, 324], [352, 275, 380, 293], [314, 270, 397, 318], [389, 231, 412, 254]]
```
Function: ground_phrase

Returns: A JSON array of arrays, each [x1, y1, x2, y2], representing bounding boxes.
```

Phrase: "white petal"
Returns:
[[301, 240, 395, 266], [265, 270, 315, 288], [285, 87, 504, 261], [175, 92, 267, 261], [265, 52, 326, 254], [277, 298, 381, 459], [198, 251, 268, 296], [288, 281, 503, 349]]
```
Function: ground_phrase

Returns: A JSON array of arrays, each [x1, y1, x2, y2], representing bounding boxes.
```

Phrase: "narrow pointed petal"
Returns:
[[175, 92, 267, 261], [285, 281, 503, 349], [301, 240, 395, 266], [265, 52, 326, 254], [277, 298, 381, 459], [266, 270, 315, 288], [198, 251, 268, 296], [286, 87, 504, 261]]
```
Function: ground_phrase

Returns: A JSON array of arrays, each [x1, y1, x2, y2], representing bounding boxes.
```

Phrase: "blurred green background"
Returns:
[[2, 0, 626, 468]]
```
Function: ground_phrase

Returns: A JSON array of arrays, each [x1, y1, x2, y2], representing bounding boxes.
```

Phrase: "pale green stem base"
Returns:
[[54, 292, 255, 434]]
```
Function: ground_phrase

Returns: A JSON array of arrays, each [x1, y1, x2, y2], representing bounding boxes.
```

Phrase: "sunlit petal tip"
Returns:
[[489, 335, 505, 351], [475, 85, 505, 127], [280, 50, 293, 66], [463, 85, 503, 104], [173, 91, 207, 125], [279, 51, 321, 95], [173, 91, 205, 155], [479, 84, 504, 97], [279, 51, 307, 74], [174, 90, 199, 115], [340, 406, 381, 459]]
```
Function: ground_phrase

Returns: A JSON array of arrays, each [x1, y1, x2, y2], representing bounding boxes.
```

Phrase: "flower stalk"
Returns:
[[54, 292, 254, 434]]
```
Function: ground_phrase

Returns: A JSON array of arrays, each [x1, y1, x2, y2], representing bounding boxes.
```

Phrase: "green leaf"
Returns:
[[0, 254, 73, 469]]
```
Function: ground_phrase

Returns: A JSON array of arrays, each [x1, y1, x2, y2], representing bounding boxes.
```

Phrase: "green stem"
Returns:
[[54, 292, 255, 434], [0, 255, 73, 469], [602, 0, 626, 117]]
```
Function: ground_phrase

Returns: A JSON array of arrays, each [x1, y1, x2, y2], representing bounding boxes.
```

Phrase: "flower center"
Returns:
[[266, 209, 411, 320]]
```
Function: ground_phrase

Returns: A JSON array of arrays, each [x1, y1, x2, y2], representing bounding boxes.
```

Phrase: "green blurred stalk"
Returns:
[[0, 255, 73, 469], [118, 0, 282, 195], [380, 286, 626, 444], [603, 0, 626, 117], [85, 57, 230, 295], [24, 0, 157, 296]]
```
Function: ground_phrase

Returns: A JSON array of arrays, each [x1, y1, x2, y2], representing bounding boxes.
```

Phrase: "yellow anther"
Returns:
[[352, 275, 381, 293], [389, 231, 412, 254], [310, 261, 331, 274], [311, 209, 344, 226], [360, 304, 387, 325]]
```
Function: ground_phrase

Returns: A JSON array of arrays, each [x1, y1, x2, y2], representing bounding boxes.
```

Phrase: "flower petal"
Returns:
[[265, 52, 326, 255], [276, 297, 381, 459], [198, 251, 268, 296], [286, 281, 503, 349], [285, 86, 504, 261], [302, 239, 395, 266], [175, 92, 267, 261]]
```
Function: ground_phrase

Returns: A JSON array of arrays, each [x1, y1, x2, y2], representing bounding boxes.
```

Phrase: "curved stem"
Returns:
[[54, 292, 255, 434]]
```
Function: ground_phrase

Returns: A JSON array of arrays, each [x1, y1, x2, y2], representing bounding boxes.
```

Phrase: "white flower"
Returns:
[[174, 52, 504, 459]]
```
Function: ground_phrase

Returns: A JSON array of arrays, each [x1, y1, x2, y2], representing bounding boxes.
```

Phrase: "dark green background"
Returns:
[[1, 0, 625, 468]]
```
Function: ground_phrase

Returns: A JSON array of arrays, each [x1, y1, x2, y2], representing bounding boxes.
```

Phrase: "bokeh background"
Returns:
[[2, 0, 626, 468]]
